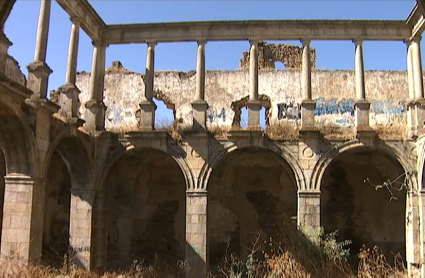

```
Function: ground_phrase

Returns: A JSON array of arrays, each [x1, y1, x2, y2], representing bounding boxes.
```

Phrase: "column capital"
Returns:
[[411, 36, 422, 43], [197, 39, 207, 46], [300, 38, 311, 46], [352, 38, 364, 46], [298, 190, 321, 197], [92, 40, 107, 48], [69, 16, 82, 25], [249, 38, 260, 46], [146, 40, 157, 47]]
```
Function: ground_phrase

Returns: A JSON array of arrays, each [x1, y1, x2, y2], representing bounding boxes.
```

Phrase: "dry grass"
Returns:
[[208, 125, 232, 138], [373, 124, 407, 140], [264, 121, 300, 140], [320, 125, 355, 140]]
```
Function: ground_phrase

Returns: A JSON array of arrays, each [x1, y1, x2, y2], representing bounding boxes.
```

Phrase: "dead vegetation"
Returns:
[[373, 124, 407, 140], [264, 121, 300, 140], [320, 125, 356, 140]]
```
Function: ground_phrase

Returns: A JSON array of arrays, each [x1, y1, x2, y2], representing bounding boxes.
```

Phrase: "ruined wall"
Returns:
[[76, 65, 410, 132], [240, 42, 316, 70], [5, 55, 25, 86]]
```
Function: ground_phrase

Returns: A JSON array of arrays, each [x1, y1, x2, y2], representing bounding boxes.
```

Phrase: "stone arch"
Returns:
[[41, 132, 92, 266], [311, 139, 416, 192], [205, 144, 299, 270], [198, 141, 305, 191], [0, 95, 37, 176], [318, 141, 407, 264], [96, 143, 195, 192], [101, 147, 188, 270]]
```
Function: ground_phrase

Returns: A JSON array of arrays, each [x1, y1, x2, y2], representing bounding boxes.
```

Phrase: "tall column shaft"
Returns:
[[411, 38, 424, 100], [145, 41, 155, 101], [407, 41, 417, 135], [196, 41, 206, 101], [301, 39, 312, 100], [249, 40, 259, 101], [65, 18, 81, 85], [406, 191, 421, 276], [34, 0, 51, 62], [186, 191, 208, 278], [354, 39, 365, 100]]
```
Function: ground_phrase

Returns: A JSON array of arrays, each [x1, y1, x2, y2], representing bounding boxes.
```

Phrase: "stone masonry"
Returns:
[[1, 1, 425, 277]]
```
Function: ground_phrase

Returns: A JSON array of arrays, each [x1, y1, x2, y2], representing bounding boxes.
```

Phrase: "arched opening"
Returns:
[[321, 148, 406, 266], [207, 147, 298, 270], [42, 151, 71, 266], [104, 149, 186, 271]]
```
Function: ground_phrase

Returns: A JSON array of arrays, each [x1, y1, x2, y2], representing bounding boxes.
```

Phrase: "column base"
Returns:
[[354, 100, 370, 128], [246, 100, 261, 130], [84, 100, 106, 133], [26, 60, 52, 99], [301, 99, 316, 130], [57, 83, 81, 120], [136, 100, 157, 131], [192, 100, 208, 132]]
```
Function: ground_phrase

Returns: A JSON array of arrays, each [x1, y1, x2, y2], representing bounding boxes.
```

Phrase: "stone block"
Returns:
[[137, 100, 156, 131], [247, 100, 261, 130], [192, 100, 208, 132], [354, 100, 370, 128]]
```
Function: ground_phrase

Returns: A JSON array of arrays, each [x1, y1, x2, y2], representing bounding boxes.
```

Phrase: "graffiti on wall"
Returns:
[[277, 102, 301, 120], [207, 108, 227, 123]]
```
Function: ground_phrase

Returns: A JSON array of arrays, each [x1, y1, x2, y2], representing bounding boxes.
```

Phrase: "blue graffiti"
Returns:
[[371, 100, 406, 114], [207, 108, 227, 123], [314, 98, 355, 116]]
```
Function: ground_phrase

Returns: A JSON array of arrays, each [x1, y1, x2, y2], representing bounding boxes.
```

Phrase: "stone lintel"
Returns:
[[24, 98, 60, 115]]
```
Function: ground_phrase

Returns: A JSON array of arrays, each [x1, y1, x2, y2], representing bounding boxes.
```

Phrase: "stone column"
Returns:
[[405, 190, 421, 276], [69, 188, 94, 270], [300, 39, 315, 130], [411, 37, 425, 131], [84, 41, 107, 133], [407, 40, 417, 136], [186, 191, 208, 278], [58, 17, 81, 122], [246, 39, 261, 129], [0, 176, 46, 263], [192, 40, 208, 131], [26, 0, 52, 99], [297, 191, 320, 240], [92, 190, 107, 273], [138, 41, 157, 131], [353, 39, 371, 133]]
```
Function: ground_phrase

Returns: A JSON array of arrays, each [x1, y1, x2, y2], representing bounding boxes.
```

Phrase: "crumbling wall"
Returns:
[[240, 42, 316, 70], [76, 63, 411, 132], [5, 55, 25, 86]]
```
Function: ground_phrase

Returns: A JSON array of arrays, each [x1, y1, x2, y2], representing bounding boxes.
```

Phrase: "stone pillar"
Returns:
[[84, 41, 107, 133], [92, 190, 107, 273], [186, 191, 208, 278], [1, 176, 46, 263], [247, 39, 261, 129], [300, 39, 315, 130], [353, 39, 372, 134], [297, 191, 320, 240], [138, 41, 157, 131], [407, 40, 417, 136], [411, 37, 425, 131], [69, 188, 94, 270], [406, 191, 420, 275], [58, 17, 81, 122], [26, 0, 52, 99], [192, 40, 208, 131]]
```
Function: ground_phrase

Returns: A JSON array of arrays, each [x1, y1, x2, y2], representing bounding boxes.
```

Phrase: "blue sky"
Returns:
[[3, 0, 419, 125]]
